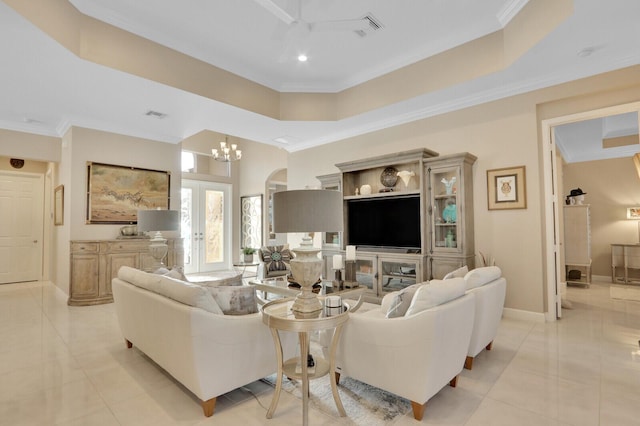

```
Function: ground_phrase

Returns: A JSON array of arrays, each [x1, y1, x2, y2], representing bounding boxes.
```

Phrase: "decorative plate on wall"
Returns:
[[380, 166, 398, 191]]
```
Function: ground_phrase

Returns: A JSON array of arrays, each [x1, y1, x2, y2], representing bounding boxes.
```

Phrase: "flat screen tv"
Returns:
[[347, 194, 421, 251]]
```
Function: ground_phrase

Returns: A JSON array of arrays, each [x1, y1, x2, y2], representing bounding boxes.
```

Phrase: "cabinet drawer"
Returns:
[[71, 242, 99, 253], [107, 241, 151, 252]]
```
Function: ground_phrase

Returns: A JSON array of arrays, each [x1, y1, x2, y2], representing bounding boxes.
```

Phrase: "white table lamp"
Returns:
[[273, 189, 343, 314], [137, 209, 180, 270]]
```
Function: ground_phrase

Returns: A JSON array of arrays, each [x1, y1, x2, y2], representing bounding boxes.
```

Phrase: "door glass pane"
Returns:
[[181, 188, 193, 267], [205, 189, 224, 263], [380, 260, 417, 294]]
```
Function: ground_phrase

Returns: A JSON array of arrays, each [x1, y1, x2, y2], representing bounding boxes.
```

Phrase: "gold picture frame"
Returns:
[[54, 184, 64, 226], [86, 162, 170, 224], [487, 166, 526, 210]]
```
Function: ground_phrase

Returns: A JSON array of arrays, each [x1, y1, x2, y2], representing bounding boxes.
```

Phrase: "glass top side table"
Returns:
[[261, 298, 350, 426]]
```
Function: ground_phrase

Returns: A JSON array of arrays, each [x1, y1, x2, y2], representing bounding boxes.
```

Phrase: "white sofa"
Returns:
[[462, 266, 506, 370], [335, 278, 475, 420], [112, 266, 295, 417]]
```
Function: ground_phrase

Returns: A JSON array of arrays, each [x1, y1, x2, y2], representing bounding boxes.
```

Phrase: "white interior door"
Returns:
[[181, 180, 231, 274], [0, 172, 44, 284]]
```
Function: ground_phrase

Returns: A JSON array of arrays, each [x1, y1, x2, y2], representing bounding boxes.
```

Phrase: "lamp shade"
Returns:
[[273, 189, 343, 233], [137, 209, 180, 232]]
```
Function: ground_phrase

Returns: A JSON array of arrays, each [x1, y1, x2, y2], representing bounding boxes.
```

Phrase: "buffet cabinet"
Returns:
[[69, 238, 183, 306]]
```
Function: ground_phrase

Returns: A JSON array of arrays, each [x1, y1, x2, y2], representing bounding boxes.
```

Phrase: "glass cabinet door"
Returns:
[[353, 256, 376, 295], [379, 259, 418, 295], [430, 166, 460, 252]]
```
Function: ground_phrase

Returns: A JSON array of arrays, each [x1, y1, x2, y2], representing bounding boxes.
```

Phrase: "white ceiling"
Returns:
[[0, 0, 639, 156]]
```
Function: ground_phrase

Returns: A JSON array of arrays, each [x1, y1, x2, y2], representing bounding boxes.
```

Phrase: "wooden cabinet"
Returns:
[[69, 238, 183, 306], [330, 149, 476, 294], [564, 205, 591, 286], [425, 153, 477, 279]]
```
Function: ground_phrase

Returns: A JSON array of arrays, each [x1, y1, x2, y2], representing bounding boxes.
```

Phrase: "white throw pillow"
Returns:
[[154, 266, 187, 281], [443, 265, 469, 280], [405, 277, 466, 316], [464, 266, 502, 290], [189, 271, 243, 287], [209, 286, 258, 315], [157, 275, 223, 315], [385, 283, 424, 318]]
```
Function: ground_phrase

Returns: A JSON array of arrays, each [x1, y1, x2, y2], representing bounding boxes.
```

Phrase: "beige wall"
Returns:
[[0, 129, 60, 162], [289, 67, 640, 315], [563, 157, 640, 277]]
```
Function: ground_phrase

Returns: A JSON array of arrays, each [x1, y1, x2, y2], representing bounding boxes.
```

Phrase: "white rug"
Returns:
[[263, 373, 411, 425]]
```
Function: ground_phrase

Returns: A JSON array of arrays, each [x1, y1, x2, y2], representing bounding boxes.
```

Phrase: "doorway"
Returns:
[[181, 179, 232, 274], [0, 171, 44, 284], [541, 101, 640, 321]]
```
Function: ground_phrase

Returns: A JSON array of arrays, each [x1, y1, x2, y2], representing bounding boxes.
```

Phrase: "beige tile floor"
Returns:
[[0, 279, 639, 425]]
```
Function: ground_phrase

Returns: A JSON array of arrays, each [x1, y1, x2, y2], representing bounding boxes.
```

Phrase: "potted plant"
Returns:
[[242, 247, 257, 263]]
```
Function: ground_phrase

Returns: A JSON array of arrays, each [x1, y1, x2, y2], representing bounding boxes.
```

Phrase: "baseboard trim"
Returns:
[[502, 307, 546, 322]]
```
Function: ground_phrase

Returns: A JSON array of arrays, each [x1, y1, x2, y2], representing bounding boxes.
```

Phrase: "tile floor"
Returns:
[[0, 279, 639, 425]]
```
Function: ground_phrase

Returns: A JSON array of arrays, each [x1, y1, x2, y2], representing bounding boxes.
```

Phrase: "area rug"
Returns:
[[263, 373, 411, 425]]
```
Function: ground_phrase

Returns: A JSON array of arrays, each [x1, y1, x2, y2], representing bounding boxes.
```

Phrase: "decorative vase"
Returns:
[[441, 177, 456, 195], [397, 170, 415, 187], [360, 184, 372, 195], [243, 253, 253, 263]]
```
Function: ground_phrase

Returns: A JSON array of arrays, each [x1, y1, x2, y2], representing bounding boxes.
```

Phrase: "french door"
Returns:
[[0, 171, 44, 284], [181, 180, 231, 274]]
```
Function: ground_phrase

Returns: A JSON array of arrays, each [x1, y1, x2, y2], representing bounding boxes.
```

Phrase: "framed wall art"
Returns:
[[487, 166, 527, 210], [54, 184, 64, 226], [86, 162, 171, 224]]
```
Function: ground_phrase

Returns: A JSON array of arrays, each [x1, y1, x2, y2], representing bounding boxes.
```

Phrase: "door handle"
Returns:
[[33, 240, 38, 243]]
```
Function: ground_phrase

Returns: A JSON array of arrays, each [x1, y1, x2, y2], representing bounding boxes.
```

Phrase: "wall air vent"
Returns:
[[354, 14, 383, 37], [145, 110, 168, 119]]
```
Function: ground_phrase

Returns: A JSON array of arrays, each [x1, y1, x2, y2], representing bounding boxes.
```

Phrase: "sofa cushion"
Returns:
[[464, 266, 502, 290], [157, 275, 223, 315], [385, 283, 423, 318], [260, 245, 292, 272], [118, 266, 162, 293], [189, 271, 243, 287], [443, 265, 469, 280], [405, 277, 466, 316], [209, 286, 258, 315]]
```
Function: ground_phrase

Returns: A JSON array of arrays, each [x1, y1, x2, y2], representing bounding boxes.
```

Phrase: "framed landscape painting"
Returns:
[[86, 162, 170, 224]]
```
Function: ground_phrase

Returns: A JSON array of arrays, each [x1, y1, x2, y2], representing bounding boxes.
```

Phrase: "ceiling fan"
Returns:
[[253, 0, 372, 36]]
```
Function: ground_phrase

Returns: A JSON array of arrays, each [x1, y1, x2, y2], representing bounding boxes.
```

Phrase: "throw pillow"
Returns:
[[209, 286, 258, 315], [157, 275, 223, 315], [464, 266, 502, 290], [385, 283, 423, 318], [154, 266, 187, 281], [443, 265, 469, 280], [405, 277, 466, 316], [260, 245, 292, 272], [189, 271, 243, 287]]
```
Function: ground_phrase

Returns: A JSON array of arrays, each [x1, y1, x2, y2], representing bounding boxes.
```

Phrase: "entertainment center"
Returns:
[[318, 148, 476, 301]]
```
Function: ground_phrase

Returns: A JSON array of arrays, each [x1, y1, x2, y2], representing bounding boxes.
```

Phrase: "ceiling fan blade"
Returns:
[[310, 18, 371, 33], [253, 0, 296, 25]]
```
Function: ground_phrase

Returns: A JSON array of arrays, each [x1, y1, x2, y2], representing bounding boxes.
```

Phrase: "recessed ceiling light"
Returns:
[[297, 54, 308, 62]]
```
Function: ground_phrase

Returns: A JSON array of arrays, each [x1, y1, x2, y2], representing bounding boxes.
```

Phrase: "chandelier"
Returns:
[[212, 136, 242, 162]]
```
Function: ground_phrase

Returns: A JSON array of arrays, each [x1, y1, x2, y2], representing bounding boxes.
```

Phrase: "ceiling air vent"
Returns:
[[145, 110, 167, 119], [355, 14, 383, 37]]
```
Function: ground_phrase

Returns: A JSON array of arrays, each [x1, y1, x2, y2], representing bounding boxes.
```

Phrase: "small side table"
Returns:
[[261, 298, 350, 426], [232, 261, 258, 279]]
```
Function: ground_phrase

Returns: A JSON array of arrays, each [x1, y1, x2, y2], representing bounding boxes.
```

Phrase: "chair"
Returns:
[[257, 245, 293, 280], [335, 279, 475, 421]]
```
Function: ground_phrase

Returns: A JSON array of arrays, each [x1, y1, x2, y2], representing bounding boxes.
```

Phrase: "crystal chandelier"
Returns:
[[212, 136, 242, 162]]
